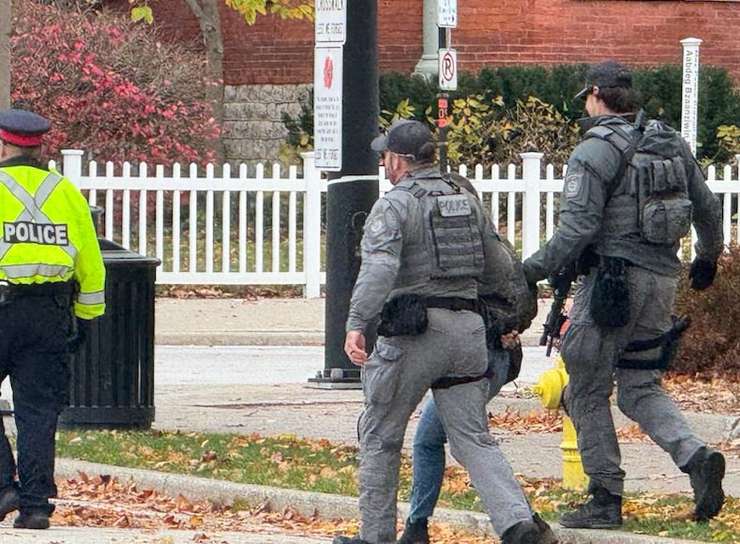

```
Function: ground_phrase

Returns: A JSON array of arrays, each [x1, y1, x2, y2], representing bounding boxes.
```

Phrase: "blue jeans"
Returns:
[[407, 349, 511, 523]]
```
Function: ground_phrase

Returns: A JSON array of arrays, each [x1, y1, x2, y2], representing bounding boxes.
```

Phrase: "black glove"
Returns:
[[548, 264, 576, 297], [68, 318, 93, 353], [689, 258, 717, 291]]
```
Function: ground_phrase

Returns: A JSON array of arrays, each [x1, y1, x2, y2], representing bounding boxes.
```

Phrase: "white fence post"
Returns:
[[302, 152, 322, 298], [521, 152, 543, 259], [61, 149, 84, 186]]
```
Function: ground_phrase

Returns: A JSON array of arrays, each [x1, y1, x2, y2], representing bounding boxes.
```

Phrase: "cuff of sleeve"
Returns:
[[345, 318, 368, 334], [74, 302, 105, 320]]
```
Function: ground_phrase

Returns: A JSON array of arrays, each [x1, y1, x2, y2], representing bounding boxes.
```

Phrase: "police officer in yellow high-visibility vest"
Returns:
[[0, 109, 105, 530]]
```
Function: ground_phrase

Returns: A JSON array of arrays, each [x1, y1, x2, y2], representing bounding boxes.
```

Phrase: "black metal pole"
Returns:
[[310, 0, 379, 388]]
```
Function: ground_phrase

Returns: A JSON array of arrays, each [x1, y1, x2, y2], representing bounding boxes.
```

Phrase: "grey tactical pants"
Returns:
[[561, 266, 705, 496], [358, 308, 532, 544]]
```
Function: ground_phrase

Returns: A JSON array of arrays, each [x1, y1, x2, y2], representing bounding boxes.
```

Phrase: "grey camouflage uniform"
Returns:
[[347, 165, 532, 543], [523, 114, 723, 496]]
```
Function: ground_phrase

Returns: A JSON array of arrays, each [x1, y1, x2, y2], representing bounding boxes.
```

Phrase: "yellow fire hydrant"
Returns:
[[531, 355, 589, 491]]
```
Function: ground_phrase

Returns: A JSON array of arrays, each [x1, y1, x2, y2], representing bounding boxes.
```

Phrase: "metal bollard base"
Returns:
[[307, 368, 362, 390]]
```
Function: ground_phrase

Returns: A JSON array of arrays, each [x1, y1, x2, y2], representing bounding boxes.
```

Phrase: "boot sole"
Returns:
[[694, 451, 726, 522]]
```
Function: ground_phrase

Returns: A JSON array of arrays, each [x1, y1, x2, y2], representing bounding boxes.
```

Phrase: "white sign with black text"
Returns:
[[315, 0, 346, 44], [680, 37, 702, 157], [314, 47, 343, 171], [438, 48, 458, 91], [437, 0, 458, 28]]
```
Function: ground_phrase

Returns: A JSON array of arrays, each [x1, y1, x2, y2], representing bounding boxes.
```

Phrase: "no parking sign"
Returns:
[[438, 48, 457, 91]]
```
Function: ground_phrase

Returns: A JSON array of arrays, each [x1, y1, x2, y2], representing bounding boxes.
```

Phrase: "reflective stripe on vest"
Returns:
[[77, 290, 105, 305], [0, 171, 77, 261], [0, 263, 73, 280]]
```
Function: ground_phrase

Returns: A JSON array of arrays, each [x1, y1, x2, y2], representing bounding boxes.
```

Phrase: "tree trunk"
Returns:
[[184, 0, 226, 163], [0, 0, 11, 109]]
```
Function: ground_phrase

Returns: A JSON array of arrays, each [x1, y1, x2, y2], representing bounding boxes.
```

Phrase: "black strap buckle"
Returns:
[[0, 281, 10, 306]]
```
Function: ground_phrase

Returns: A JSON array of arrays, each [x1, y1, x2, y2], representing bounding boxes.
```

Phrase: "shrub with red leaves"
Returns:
[[673, 244, 740, 378], [11, 2, 220, 165]]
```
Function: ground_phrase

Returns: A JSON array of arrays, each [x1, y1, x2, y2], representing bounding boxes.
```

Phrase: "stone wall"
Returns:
[[222, 83, 311, 164]]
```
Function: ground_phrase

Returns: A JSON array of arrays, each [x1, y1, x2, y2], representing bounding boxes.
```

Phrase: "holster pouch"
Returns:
[[377, 294, 429, 338], [590, 256, 631, 328]]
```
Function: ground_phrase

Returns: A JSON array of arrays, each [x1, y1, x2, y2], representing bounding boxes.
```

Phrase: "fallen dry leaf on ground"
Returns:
[[488, 408, 562, 434]]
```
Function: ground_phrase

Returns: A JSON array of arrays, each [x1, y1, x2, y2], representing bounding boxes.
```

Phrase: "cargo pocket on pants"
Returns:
[[362, 341, 403, 404]]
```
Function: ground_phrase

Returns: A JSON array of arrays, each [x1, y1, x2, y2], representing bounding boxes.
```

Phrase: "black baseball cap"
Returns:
[[574, 60, 633, 100], [371, 120, 434, 161]]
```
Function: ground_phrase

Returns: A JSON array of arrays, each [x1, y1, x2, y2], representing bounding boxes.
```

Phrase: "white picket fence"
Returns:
[[55, 150, 740, 298]]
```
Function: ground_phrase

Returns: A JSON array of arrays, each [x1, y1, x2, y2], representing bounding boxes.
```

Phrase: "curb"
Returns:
[[56, 459, 703, 544], [155, 331, 326, 346]]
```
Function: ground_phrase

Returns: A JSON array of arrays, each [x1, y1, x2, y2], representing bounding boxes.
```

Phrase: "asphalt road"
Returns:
[[154, 345, 556, 386]]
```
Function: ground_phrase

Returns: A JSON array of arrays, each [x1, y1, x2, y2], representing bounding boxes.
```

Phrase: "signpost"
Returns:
[[437, 0, 457, 171], [311, 0, 379, 388], [681, 37, 702, 157]]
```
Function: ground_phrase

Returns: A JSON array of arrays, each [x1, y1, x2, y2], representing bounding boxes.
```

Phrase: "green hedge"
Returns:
[[283, 64, 740, 164]]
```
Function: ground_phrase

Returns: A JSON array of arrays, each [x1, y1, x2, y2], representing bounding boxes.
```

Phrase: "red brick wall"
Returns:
[[140, 0, 740, 84]]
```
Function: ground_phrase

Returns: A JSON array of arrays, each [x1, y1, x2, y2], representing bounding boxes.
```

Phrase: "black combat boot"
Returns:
[[397, 517, 429, 544], [13, 510, 51, 530], [332, 536, 371, 544], [0, 485, 20, 521], [501, 519, 541, 544], [685, 447, 725, 522], [532, 512, 559, 544], [559, 486, 622, 529]]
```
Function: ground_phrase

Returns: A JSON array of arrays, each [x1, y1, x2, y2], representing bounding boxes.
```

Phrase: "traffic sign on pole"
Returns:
[[314, 46, 343, 171], [438, 48, 458, 91], [315, 0, 347, 43], [437, 0, 458, 28]]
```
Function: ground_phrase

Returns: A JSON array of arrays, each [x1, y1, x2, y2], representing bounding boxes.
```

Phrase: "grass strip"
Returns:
[[56, 430, 739, 542]]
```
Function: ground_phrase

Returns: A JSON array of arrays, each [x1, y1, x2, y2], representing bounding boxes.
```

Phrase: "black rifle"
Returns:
[[539, 266, 576, 356]]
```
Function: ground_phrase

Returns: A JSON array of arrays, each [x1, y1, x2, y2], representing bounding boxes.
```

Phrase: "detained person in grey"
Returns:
[[332, 120, 552, 544], [522, 61, 726, 529]]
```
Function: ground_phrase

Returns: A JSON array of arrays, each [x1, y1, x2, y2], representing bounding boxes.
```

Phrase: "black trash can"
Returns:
[[59, 239, 160, 429]]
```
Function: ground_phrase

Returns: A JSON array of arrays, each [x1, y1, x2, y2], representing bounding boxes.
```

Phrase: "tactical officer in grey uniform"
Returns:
[[522, 61, 725, 529], [334, 120, 551, 544]]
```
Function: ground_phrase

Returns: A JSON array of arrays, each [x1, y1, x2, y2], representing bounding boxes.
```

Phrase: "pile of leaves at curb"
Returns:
[[50, 472, 489, 543], [47, 471, 740, 543]]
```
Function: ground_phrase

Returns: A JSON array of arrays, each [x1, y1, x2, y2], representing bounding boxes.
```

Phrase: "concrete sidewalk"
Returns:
[[0, 526, 330, 543], [155, 297, 554, 346]]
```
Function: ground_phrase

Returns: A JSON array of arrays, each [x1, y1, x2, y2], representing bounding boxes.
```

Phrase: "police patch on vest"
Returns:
[[3, 221, 69, 246], [437, 194, 471, 217], [564, 173, 582, 198]]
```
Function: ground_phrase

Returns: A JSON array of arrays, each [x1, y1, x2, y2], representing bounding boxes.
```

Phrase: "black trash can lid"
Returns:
[[99, 239, 161, 267]]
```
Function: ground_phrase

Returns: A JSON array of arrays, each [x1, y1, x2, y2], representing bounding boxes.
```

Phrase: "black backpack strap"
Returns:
[[583, 123, 640, 183]]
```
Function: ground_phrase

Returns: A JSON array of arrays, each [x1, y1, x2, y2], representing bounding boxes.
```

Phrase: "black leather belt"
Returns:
[[0, 280, 75, 305], [425, 297, 480, 313]]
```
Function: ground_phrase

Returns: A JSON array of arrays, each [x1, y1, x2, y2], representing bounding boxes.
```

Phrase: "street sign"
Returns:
[[314, 46, 343, 171], [438, 48, 458, 91], [315, 0, 346, 44], [438, 0, 458, 28]]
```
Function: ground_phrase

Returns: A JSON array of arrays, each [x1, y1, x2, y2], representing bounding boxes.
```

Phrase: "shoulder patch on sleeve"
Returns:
[[564, 171, 584, 198]]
